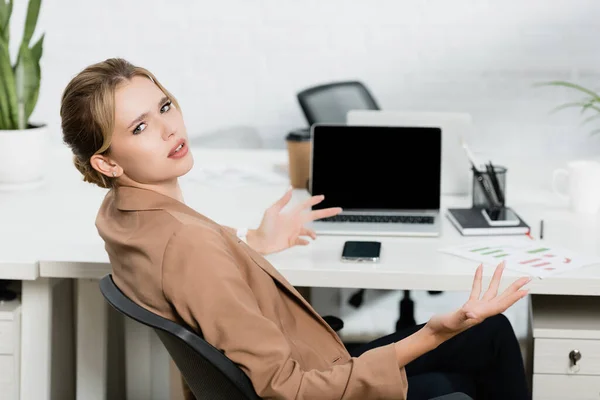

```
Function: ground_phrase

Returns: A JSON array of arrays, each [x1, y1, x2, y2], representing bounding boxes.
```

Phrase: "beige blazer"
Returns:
[[96, 186, 407, 399]]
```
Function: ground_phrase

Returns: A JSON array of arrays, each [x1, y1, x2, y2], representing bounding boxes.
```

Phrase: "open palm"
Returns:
[[255, 189, 342, 254], [426, 262, 530, 341]]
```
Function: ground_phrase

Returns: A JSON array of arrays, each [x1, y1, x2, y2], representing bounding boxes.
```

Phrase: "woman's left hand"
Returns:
[[248, 188, 342, 255], [425, 262, 530, 342]]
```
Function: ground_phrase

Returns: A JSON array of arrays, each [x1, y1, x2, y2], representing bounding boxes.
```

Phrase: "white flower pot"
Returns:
[[0, 124, 48, 190]]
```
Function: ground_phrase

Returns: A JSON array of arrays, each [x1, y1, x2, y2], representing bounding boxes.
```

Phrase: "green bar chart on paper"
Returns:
[[469, 246, 510, 258], [457, 242, 558, 264], [527, 248, 550, 254], [441, 239, 600, 278]]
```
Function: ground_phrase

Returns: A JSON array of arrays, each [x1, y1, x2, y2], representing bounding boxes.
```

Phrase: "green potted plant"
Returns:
[[0, 0, 45, 189], [538, 81, 600, 136]]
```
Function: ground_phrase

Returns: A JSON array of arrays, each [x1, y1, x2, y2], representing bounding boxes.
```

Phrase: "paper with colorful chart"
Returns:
[[439, 239, 600, 278]]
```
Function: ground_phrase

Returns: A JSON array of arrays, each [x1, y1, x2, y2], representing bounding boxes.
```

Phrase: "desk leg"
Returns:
[[76, 279, 108, 400], [20, 278, 52, 400]]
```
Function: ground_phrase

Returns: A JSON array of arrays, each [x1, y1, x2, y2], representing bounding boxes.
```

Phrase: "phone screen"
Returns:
[[486, 208, 518, 221], [482, 208, 520, 226], [342, 241, 381, 260]]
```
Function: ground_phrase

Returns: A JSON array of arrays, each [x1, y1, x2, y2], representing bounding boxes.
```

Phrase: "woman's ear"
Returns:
[[90, 154, 122, 178]]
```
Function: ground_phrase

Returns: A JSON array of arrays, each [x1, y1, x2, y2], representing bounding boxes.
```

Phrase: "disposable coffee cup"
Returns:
[[285, 128, 311, 189]]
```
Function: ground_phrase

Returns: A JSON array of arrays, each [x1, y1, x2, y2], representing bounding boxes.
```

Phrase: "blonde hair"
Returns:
[[60, 58, 180, 188]]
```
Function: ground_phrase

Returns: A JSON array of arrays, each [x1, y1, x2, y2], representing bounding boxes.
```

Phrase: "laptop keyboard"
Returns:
[[319, 215, 435, 224]]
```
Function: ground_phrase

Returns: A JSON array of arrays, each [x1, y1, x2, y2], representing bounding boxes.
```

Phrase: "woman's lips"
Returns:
[[168, 140, 188, 158]]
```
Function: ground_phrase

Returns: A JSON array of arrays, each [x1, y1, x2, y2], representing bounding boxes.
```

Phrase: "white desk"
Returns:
[[2, 145, 600, 400]]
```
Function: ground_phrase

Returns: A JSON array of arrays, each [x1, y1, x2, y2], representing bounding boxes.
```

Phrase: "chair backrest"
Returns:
[[99, 274, 261, 400], [296, 80, 380, 126]]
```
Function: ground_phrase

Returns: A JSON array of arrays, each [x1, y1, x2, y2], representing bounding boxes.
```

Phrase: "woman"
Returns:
[[61, 58, 531, 400]]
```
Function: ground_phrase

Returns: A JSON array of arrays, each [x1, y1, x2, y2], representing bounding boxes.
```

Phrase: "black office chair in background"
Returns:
[[99, 274, 471, 400], [296, 80, 442, 331], [297, 81, 380, 126]]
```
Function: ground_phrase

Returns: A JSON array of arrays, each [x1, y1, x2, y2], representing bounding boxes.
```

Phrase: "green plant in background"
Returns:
[[538, 81, 600, 136], [0, 0, 44, 130]]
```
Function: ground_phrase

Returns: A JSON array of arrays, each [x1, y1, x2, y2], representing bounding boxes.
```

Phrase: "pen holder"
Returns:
[[472, 165, 507, 208]]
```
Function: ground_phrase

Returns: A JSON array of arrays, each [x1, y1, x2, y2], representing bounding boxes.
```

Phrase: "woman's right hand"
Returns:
[[425, 262, 530, 342]]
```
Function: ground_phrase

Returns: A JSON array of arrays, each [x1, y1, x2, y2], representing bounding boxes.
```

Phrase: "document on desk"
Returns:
[[439, 238, 600, 278]]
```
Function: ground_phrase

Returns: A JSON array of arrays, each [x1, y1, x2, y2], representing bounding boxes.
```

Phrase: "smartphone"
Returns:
[[341, 241, 381, 263], [481, 207, 520, 226]]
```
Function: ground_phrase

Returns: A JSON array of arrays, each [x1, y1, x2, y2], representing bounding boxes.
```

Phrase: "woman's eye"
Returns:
[[160, 100, 172, 113], [133, 123, 147, 135]]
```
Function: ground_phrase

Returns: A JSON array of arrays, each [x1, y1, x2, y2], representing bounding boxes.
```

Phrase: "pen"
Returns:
[[486, 161, 505, 207], [462, 139, 501, 210], [540, 220, 544, 239], [473, 166, 501, 210], [461, 138, 482, 172]]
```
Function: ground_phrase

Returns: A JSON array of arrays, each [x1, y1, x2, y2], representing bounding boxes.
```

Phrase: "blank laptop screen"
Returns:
[[310, 125, 442, 211]]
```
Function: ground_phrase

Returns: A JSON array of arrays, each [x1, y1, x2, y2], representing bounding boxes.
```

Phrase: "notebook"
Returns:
[[446, 207, 530, 236]]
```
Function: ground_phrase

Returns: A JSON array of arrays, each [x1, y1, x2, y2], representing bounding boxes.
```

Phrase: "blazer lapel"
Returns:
[[245, 247, 346, 344], [246, 247, 302, 299]]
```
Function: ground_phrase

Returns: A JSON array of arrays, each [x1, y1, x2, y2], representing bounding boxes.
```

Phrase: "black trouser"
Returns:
[[349, 314, 530, 400]]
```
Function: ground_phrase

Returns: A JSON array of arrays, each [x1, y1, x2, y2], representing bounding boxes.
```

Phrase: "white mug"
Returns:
[[552, 160, 600, 214]]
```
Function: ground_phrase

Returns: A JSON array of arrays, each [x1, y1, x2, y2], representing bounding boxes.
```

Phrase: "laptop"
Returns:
[[347, 109, 473, 195], [308, 124, 442, 237]]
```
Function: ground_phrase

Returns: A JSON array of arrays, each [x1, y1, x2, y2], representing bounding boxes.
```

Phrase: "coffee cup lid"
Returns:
[[286, 128, 311, 142]]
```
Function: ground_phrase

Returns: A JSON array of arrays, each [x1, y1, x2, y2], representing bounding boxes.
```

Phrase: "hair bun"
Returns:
[[73, 155, 110, 188]]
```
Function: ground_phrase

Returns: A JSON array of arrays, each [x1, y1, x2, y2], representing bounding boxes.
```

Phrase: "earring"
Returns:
[[112, 171, 116, 177]]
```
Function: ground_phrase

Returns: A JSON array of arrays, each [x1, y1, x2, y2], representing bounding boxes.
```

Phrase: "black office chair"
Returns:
[[99, 275, 471, 400], [297, 80, 379, 126], [296, 80, 444, 331]]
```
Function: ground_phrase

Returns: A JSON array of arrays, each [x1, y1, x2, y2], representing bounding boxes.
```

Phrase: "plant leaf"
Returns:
[[536, 81, 600, 101], [24, 35, 43, 121], [0, 0, 13, 43], [581, 101, 600, 114], [30, 32, 43, 62], [549, 100, 600, 115], [0, 38, 17, 129], [26, 46, 40, 120], [581, 113, 600, 126], [588, 128, 600, 136], [14, 43, 38, 129], [21, 0, 40, 47], [0, 1, 5, 31], [0, 49, 10, 128], [549, 101, 589, 113]]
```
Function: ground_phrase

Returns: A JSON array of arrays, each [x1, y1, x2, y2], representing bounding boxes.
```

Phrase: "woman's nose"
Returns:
[[161, 120, 177, 140]]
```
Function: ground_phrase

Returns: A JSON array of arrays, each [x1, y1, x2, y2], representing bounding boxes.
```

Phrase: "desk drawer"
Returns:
[[0, 321, 15, 354], [534, 338, 600, 376], [533, 374, 600, 400]]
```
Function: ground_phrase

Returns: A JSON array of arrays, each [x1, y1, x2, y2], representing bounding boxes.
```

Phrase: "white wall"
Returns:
[[8, 0, 600, 158]]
